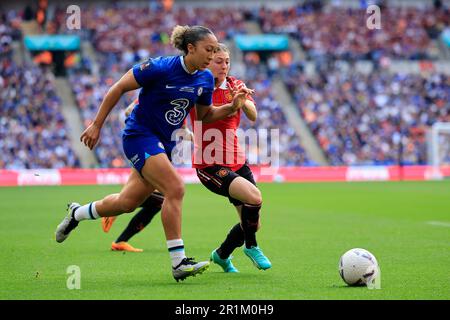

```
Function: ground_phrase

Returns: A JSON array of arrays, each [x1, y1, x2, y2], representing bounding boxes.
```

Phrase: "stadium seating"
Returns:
[[280, 65, 449, 165], [1, 1, 449, 168], [258, 5, 448, 60], [62, 5, 311, 167], [0, 57, 80, 169]]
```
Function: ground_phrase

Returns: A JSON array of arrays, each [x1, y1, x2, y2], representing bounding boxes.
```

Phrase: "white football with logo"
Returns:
[[338, 248, 379, 286]]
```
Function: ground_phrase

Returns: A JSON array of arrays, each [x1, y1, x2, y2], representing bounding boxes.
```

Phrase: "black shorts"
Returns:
[[196, 164, 256, 206]]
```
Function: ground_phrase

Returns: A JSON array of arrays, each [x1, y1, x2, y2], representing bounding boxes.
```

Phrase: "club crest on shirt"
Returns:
[[197, 87, 203, 96], [225, 91, 233, 102], [216, 168, 229, 178], [140, 61, 150, 71]]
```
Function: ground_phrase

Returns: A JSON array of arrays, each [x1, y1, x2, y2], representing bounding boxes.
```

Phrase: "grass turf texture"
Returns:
[[0, 181, 449, 300]]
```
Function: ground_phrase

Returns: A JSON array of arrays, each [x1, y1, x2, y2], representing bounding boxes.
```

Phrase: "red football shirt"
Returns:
[[190, 76, 254, 171]]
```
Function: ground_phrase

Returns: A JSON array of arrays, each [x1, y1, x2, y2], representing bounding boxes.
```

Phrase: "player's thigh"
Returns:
[[119, 169, 156, 208], [123, 133, 181, 199], [231, 164, 261, 205], [196, 166, 238, 198], [229, 177, 262, 205], [140, 153, 184, 198]]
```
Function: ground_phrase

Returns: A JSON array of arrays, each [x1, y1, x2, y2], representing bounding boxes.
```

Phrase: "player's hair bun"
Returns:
[[170, 25, 190, 52], [170, 25, 214, 55]]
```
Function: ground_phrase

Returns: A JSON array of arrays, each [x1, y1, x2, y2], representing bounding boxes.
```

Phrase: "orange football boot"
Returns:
[[111, 241, 143, 252], [101, 216, 117, 233]]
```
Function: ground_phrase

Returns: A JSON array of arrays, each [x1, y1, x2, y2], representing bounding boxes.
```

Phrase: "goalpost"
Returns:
[[427, 122, 450, 179]]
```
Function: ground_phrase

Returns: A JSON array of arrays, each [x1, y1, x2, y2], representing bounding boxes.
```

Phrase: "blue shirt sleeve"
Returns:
[[196, 72, 214, 106], [132, 58, 164, 87]]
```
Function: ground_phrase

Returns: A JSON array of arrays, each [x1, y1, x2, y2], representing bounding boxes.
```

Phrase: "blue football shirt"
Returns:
[[123, 55, 214, 146]]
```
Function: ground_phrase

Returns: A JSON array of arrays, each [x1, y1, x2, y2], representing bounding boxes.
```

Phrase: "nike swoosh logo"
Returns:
[[166, 85, 176, 89]]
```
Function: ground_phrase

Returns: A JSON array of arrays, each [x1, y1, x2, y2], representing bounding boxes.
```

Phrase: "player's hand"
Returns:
[[80, 122, 101, 150], [231, 90, 253, 111], [231, 91, 247, 111], [228, 81, 254, 99], [231, 87, 253, 111], [232, 87, 254, 98]]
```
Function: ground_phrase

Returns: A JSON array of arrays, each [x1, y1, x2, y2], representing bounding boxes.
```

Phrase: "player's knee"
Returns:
[[142, 192, 164, 208], [166, 181, 185, 200], [247, 188, 262, 206], [241, 203, 261, 233]]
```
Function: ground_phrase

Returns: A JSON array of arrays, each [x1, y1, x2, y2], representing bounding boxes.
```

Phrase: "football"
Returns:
[[339, 248, 379, 286]]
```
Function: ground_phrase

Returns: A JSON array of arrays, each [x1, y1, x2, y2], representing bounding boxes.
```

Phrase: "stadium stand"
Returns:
[[1, 0, 449, 169], [280, 65, 449, 165], [257, 4, 449, 60], [0, 57, 80, 169], [59, 4, 310, 167]]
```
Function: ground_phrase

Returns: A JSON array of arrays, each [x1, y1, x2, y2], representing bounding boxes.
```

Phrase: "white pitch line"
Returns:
[[426, 221, 450, 228]]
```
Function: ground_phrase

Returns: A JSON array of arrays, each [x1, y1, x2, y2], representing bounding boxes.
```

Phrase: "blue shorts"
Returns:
[[122, 133, 174, 174]]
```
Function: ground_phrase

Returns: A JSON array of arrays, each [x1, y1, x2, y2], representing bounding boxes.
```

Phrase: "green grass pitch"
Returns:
[[0, 181, 449, 300]]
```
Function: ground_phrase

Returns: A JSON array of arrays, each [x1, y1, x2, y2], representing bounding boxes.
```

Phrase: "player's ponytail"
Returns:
[[170, 25, 214, 55]]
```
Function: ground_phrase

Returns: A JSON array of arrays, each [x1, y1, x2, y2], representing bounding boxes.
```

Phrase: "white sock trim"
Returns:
[[74, 202, 100, 221], [167, 239, 184, 249], [167, 239, 185, 268], [90, 201, 100, 219]]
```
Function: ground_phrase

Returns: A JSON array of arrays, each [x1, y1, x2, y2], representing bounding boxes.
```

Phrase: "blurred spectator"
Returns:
[[33, 50, 52, 66], [0, 12, 22, 59], [23, 5, 34, 21]]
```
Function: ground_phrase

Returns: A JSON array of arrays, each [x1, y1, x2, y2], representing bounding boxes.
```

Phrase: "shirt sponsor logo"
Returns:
[[130, 154, 140, 166], [179, 86, 195, 93], [165, 98, 190, 126]]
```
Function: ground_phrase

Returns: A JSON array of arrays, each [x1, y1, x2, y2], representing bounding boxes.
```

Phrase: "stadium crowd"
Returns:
[[281, 65, 450, 165], [258, 4, 449, 60], [0, 57, 80, 169], [0, 10, 22, 60], [68, 56, 312, 168], [240, 61, 312, 167], [1, 7, 82, 169], [60, 4, 310, 167], [68, 70, 135, 168], [50, 4, 248, 68], [2, 1, 449, 169]]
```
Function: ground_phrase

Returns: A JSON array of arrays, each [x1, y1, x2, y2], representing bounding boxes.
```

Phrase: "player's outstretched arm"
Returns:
[[196, 88, 253, 124], [80, 69, 141, 150], [243, 99, 257, 122], [228, 78, 257, 122]]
